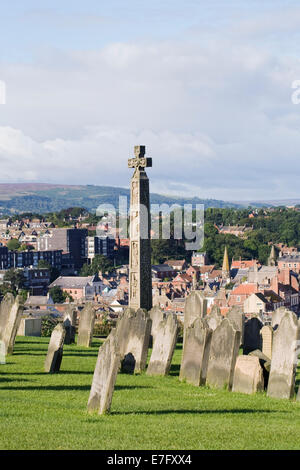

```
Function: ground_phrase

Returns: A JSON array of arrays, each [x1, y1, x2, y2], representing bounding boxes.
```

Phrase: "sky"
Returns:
[[1, 1, 300, 201]]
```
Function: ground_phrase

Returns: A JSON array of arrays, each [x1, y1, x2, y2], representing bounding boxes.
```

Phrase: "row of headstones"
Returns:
[[180, 291, 300, 401], [87, 306, 179, 414]]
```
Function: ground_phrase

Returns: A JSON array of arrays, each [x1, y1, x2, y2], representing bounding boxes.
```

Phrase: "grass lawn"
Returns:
[[0, 336, 300, 450]]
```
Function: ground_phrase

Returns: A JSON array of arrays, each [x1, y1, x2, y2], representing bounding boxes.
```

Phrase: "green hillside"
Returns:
[[0, 184, 242, 215]]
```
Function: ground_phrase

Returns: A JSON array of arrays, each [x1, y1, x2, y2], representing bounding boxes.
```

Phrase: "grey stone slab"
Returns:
[[17, 318, 42, 337], [227, 305, 245, 345], [63, 305, 77, 344], [243, 317, 263, 355], [147, 314, 178, 376], [0, 295, 24, 355], [232, 355, 264, 394], [149, 306, 166, 346], [272, 307, 290, 329], [184, 291, 207, 331], [206, 318, 241, 390], [0, 293, 15, 340], [205, 305, 223, 332], [87, 329, 121, 415], [44, 323, 66, 373], [180, 318, 212, 386], [116, 307, 152, 373], [267, 310, 300, 399], [77, 303, 95, 347]]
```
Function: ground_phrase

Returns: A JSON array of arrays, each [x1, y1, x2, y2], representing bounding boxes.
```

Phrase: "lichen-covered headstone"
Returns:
[[206, 318, 240, 390], [63, 305, 77, 344], [249, 349, 271, 389], [243, 317, 263, 355], [77, 303, 95, 347], [232, 355, 264, 394], [267, 310, 300, 399], [116, 308, 152, 373], [147, 314, 178, 376], [44, 323, 66, 373], [260, 325, 273, 360], [184, 291, 207, 331], [0, 295, 24, 355], [205, 305, 223, 332], [87, 329, 121, 414], [180, 318, 212, 386], [149, 306, 166, 346], [0, 340, 5, 364], [227, 305, 245, 345]]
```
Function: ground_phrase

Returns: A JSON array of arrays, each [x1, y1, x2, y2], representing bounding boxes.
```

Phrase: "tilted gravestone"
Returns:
[[63, 305, 78, 345], [260, 325, 273, 360], [116, 308, 152, 374], [227, 305, 245, 345], [149, 306, 166, 347], [77, 303, 95, 347], [206, 318, 240, 390], [0, 295, 24, 355], [267, 310, 300, 399], [147, 314, 178, 376], [0, 293, 15, 338], [232, 355, 264, 394], [272, 306, 289, 329], [184, 291, 207, 331], [87, 329, 121, 415], [44, 323, 66, 373], [243, 317, 263, 355], [179, 318, 212, 386], [205, 305, 223, 332]]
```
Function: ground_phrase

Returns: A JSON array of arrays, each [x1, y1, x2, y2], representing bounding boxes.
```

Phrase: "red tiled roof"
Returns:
[[231, 283, 258, 295]]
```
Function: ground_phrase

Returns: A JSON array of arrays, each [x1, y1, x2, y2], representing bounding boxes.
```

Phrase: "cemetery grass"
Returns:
[[1, 337, 300, 450]]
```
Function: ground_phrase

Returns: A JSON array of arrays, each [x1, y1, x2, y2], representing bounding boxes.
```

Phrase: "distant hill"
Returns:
[[0, 183, 243, 214]]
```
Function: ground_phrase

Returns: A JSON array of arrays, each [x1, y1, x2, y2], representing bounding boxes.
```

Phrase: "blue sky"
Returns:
[[1, 1, 300, 200]]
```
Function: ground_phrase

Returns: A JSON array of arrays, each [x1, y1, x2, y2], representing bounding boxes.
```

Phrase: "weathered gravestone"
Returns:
[[260, 325, 273, 360], [184, 291, 207, 331], [0, 295, 24, 355], [243, 317, 263, 355], [149, 306, 166, 347], [267, 310, 300, 399], [63, 305, 77, 344], [180, 318, 212, 386], [77, 303, 95, 347], [232, 355, 264, 394], [0, 340, 5, 364], [205, 305, 223, 331], [227, 306, 245, 345], [272, 307, 289, 329], [87, 329, 121, 414], [116, 308, 151, 373], [147, 314, 178, 376], [206, 318, 240, 390], [0, 293, 15, 338], [44, 323, 66, 373], [17, 317, 42, 337]]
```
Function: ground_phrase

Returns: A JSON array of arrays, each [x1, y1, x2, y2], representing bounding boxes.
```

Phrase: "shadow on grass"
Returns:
[[3, 370, 94, 376], [111, 408, 285, 416], [0, 384, 152, 392], [169, 364, 180, 376]]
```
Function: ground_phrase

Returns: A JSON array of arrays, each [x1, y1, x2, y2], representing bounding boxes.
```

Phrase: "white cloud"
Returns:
[[1, 12, 300, 200]]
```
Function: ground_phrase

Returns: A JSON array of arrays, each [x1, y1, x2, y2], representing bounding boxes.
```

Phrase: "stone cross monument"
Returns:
[[128, 145, 153, 311]]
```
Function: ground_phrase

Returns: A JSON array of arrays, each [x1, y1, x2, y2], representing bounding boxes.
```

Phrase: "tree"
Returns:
[[3, 269, 26, 293], [7, 239, 21, 251], [49, 286, 65, 303], [80, 255, 113, 276]]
